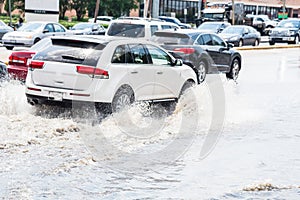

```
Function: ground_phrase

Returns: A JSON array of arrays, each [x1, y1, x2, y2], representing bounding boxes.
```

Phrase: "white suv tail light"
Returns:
[[76, 65, 109, 79], [29, 61, 44, 69]]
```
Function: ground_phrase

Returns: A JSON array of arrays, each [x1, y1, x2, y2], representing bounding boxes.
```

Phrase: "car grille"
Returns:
[[272, 30, 288, 36]]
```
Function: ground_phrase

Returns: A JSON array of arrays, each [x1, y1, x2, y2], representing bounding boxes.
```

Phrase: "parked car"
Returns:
[[106, 17, 180, 39], [0, 61, 9, 82], [197, 21, 231, 33], [2, 21, 70, 50], [88, 16, 114, 27], [269, 18, 300, 45], [7, 37, 51, 82], [158, 16, 191, 29], [25, 36, 197, 113], [244, 14, 278, 35], [70, 22, 106, 35], [0, 20, 14, 42], [219, 25, 261, 47], [151, 29, 242, 82]]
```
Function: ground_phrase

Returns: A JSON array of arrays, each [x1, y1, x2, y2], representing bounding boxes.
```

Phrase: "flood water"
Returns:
[[0, 48, 300, 199]]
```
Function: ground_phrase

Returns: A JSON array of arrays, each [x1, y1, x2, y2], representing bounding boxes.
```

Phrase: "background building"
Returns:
[[138, 0, 300, 22]]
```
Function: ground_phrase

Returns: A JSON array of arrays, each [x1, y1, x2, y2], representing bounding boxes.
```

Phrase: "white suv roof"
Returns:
[[106, 17, 180, 39]]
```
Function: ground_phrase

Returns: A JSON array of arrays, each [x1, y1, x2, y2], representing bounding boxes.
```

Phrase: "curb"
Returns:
[[235, 44, 300, 51]]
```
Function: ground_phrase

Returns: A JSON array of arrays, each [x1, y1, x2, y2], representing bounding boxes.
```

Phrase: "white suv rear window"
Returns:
[[33, 39, 105, 66]]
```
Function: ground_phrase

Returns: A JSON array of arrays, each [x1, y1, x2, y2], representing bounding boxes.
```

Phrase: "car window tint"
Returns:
[[151, 32, 192, 45], [45, 24, 54, 32], [53, 24, 65, 32], [128, 44, 149, 64], [191, 34, 199, 42], [146, 45, 171, 66], [150, 25, 158, 36], [212, 34, 226, 46], [33, 39, 105, 66], [161, 25, 170, 29], [107, 23, 145, 37], [202, 34, 213, 45], [196, 35, 205, 45], [111, 45, 133, 63]]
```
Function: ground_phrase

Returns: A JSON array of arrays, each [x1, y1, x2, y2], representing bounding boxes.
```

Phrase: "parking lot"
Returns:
[[0, 43, 300, 198]]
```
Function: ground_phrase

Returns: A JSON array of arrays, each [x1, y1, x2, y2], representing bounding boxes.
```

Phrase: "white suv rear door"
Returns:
[[145, 44, 183, 99], [126, 44, 155, 101]]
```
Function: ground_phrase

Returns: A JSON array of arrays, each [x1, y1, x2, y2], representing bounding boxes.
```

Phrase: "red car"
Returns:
[[7, 38, 51, 82]]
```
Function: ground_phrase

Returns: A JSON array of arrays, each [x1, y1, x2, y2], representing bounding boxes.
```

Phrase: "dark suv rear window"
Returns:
[[107, 23, 145, 37], [151, 32, 194, 45], [33, 39, 106, 66]]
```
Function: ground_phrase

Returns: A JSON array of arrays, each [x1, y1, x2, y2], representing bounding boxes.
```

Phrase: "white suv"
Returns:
[[105, 17, 180, 39], [25, 36, 197, 112]]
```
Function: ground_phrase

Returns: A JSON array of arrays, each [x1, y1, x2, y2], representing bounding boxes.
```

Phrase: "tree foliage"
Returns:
[[70, 0, 89, 21], [5, 0, 24, 14], [82, 0, 138, 19], [59, 0, 71, 19]]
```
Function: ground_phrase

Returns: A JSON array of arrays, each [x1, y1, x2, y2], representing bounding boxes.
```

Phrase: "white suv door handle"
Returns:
[[157, 71, 163, 75]]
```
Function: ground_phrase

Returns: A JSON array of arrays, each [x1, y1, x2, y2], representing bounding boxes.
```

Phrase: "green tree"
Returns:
[[59, 0, 71, 19], [4, 0, 24, 14], [71, 0, 89, 21], [88, 0, 138, 18]]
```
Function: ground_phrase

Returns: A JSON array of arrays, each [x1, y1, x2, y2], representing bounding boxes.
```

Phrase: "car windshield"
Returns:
[[73, 23, 92, 30], [222, 26, 243, 34], [203, 13, 224, 20], [278, 20, 299, 28], [18, 23, 43, 32], [170, 18, 181, 24], [107, 23, 145, 37], [198, 23, 219, 30]]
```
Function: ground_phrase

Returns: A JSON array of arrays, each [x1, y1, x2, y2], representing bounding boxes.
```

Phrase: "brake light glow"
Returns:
[[29, 61, 44, 69], [76, 65, 109, 79], [8, 52, 36, 67], [173, 48, 195, 54]]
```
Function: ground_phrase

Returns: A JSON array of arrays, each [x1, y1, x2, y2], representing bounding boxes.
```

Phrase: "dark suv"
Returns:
[[151, 29, 242, 83], [269, 18, 300, 45]]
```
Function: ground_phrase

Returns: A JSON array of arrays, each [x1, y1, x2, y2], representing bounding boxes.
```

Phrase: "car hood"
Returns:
[[3, 31, 37, 38], [0, 26, 13, 32], [219, 33, 240, 39]]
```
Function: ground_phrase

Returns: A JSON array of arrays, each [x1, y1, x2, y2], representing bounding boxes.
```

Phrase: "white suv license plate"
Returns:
[[49, 91, 63, 101]]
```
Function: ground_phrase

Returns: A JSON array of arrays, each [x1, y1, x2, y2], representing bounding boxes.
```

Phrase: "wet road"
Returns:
[[0, 47, 300, 199]]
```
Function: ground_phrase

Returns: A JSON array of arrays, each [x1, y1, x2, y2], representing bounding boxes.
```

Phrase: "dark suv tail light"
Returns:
[[76, 65, 109, 79], [173, 47, 195, 54], [29, 61, 44, 69]]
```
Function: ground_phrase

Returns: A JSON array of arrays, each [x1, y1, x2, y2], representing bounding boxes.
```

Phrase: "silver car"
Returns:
[[0, 20, 14, 42], [2, 21, 70, 50]]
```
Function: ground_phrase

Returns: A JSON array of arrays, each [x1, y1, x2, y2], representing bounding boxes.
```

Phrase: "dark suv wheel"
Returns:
[[226, 58, 241, 81]]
